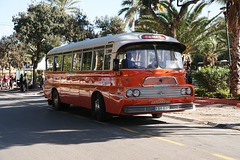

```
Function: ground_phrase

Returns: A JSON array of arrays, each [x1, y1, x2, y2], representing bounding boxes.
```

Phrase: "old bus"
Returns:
[[44, 33, 194, 121]]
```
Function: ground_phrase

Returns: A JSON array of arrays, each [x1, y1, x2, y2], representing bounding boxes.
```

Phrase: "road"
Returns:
[[0, 90, 239, 160]]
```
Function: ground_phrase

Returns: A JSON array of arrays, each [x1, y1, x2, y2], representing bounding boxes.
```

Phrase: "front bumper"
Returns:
[[123, 103, 193, 113]]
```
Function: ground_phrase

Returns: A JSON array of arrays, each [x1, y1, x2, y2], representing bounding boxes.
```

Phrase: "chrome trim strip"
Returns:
[[123, 103, 193, 113], [126, 87, 191, 99]]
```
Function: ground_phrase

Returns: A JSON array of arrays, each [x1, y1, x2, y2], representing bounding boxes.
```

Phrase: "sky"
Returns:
[[0, 0, 223, 38]]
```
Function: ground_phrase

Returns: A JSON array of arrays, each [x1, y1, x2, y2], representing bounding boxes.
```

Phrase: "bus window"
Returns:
[[72, 53, 82, 71], [104, 49, 112, 70], [93, 50, 104, 70], [104, 54, 111, 70], [54, 56, 63, 71], [47, 56, 54, 71], [63, 54, 72, 71], [82, 51, 92, 71]]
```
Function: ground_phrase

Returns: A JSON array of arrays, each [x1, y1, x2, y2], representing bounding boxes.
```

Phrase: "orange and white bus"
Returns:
[[44, 33, 194, 121]]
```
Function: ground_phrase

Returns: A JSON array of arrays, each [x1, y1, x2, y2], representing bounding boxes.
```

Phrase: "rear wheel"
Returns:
[[52, 90, 70, 110], [92, 93, 106, 121], [152, 113, 163, 118]]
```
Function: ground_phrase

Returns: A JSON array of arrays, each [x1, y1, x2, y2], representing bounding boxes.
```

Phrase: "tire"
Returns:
[[52, 90, 70, 110], [152, 113, 163, 118], [92, 93, 106, 121], [48, 99, 53, 105]]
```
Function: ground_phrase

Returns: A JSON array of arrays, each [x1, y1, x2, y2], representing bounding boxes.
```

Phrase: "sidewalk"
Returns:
[[164, 102, 240, 131]]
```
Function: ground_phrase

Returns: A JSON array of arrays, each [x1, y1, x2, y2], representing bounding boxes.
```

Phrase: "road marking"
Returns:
[[152, 136, 185, 146], [120, 127, 139, 133], [211, 153, 237, 160], [95, 120, 108, 125]]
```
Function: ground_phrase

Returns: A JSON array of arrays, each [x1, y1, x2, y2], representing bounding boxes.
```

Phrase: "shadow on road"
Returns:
[[1, 93, 238, 150]]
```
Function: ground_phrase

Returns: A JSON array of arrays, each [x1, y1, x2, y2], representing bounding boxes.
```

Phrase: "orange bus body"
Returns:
[[43, 33, 194, 119]]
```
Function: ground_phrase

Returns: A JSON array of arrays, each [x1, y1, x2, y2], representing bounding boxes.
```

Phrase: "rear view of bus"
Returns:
[[44, 33, 194, 121]]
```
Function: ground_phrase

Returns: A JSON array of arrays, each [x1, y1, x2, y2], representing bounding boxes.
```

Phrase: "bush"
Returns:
[[194, 88, 207, 97], [194, 88, 232, 99], [192, 66, 229, 92]]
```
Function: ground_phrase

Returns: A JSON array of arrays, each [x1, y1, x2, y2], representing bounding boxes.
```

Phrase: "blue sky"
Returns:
[[0, 0, 223, 38]]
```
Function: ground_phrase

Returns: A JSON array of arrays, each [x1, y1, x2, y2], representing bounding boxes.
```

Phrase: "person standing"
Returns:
[[3, 75, 10, 89], [9, 75, 14, 89], [23, 73, 28, 91], [0, 76, 3, 90], [20, 74, 23, 91]]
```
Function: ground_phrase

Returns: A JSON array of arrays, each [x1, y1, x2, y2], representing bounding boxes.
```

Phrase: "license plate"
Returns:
[[155, 106, 170, 111]]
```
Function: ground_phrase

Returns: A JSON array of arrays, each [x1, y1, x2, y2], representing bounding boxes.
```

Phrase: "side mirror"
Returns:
[[113, 59, 119, 71]]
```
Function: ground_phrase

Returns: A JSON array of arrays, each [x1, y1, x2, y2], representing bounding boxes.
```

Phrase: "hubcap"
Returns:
[[95, 99, 100, 112]]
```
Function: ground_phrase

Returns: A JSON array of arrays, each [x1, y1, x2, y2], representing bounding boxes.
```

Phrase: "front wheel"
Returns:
[[52, 90, 70, 110], [92, 93, 106, 121], [152, 113, 163, 118]]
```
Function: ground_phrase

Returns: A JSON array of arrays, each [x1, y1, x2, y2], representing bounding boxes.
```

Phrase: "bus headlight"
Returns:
[[180, 88, 186, 95], [126, 89, 133, 97], [132, 89, 140, 97], [186, 88, 192, 95]]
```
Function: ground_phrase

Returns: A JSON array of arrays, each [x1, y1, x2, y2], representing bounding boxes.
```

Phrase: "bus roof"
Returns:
[[47, 32, 184, 55]]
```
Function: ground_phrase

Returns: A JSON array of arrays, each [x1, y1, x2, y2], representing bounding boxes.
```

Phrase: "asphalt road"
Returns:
[[0, 90, 240, 160]]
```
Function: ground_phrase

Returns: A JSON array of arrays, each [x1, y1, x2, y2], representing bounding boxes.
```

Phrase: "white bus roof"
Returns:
[[47, 32, 184, 55]]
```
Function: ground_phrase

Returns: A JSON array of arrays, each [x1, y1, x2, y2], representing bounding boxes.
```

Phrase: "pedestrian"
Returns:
[[40, 73, 45, 89], [9, 75, 14, 89], [0, 76, 3, 90], [3, 74, 10, 89], [23, 73, 28, 91], [20, 74, 23, 91]]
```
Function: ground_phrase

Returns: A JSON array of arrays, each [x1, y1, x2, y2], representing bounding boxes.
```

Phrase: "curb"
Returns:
[[195, 97, 240, 106], [163, 114, 240, 131]]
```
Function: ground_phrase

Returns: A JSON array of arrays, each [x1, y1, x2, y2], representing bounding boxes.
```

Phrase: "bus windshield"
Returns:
[[117, 43, 184, 69]]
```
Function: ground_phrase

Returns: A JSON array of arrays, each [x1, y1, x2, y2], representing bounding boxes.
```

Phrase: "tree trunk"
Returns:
[[32, 61, 38, 89], [230, 28, 240, 96]]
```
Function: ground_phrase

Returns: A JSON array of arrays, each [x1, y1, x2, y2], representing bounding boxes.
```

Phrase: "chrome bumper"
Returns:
[[123, 103, 193, 113]]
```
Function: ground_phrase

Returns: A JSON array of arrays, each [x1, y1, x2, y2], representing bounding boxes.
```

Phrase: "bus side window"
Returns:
[[63, 54, 72, 71], [54, 56, 63, 71], [93, 50, 104, 70], [104, 49, 112, 70], [47, 57, 54, 71], [82, 51, 92, 71], [73, 53, 82, 71]]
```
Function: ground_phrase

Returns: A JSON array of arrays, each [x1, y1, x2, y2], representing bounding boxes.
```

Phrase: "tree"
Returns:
[[118, 0, 144, 29], [64, 10, 95, 42], [13, 2, 65, 88], [46, 0, 80, 13], [95, 16, 125, 37], [226, 0, 240, 96]]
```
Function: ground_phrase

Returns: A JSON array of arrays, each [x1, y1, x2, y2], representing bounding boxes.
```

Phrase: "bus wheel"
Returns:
[[52, 90, 61, 110], [52, 90, 70, 110], [152, 113, 162, 118], [92, 93, 106, 121]]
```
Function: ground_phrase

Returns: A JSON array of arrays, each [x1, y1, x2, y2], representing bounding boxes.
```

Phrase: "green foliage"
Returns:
[[64, 11, 95, 42], [193, 66, 229, 92], [12, 2, 66, 88], [95, 16, 125, 37], [194, 88, 232, 99]]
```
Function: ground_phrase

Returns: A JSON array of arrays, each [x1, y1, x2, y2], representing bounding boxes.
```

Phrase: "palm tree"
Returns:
[[118, 0, 144, 29], [226, 0, 240, 97], [212, 0, 240, 97], [46, 0, 80, 13]]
